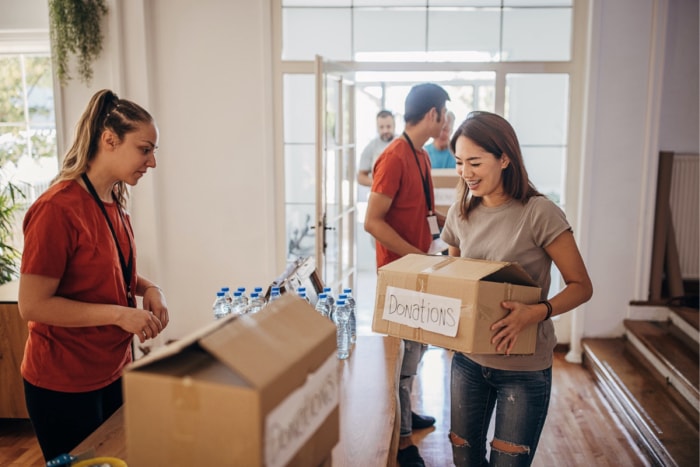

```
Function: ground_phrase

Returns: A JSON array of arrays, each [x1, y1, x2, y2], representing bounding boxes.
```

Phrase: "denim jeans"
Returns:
[[399, 339, 428, 437], [450, 353, 552, 467]]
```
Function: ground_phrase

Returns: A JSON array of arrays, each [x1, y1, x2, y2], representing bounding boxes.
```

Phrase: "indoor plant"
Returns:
[[48, 0, 108, 85]]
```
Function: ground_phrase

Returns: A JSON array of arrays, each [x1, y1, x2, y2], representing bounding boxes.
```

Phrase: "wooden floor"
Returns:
[[0, 348, 650, 467], [410, 347, 650, 467]]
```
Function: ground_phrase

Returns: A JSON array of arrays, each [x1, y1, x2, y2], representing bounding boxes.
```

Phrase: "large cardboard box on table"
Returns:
[[372, 254, 542, 355], [124, 294, 339, 467]]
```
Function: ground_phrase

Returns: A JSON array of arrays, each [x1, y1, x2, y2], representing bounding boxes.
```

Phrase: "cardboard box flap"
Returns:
[[380, 254, 509, 281], [198, 294, 336, 389], [127, 312, 238, 371], [482, 262, 538, 287], [380, 254, 537, 287]]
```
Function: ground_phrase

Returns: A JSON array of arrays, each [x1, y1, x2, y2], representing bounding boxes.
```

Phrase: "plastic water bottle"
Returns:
[[343, 288, 357, 344], [315, 293, 330, 318], [236, 287, 249, 306], [247, 292, 266, 314], [333, 293, 348, 324], [323, 287, 335, 320], [298, 289, 310, 303], [212, 291, 229, 319], [335, 299, 351, 359], [231, 291, 247, 315], [253, 286, 264, 298], [221, 287, 233, 304], [269, 290, 281, 303]]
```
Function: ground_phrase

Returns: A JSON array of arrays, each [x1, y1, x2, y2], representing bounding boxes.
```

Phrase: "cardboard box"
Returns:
[[124, 294, 339, 466], [431, 168, 461, 215], [372, 254, 541, 354]]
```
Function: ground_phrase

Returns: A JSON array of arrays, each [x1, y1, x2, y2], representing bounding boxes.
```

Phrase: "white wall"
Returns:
[[658, 0, 699, 152], [579, 0, 699, 338], [0, 0, 48, 29], [2, 0, 698, 341], [50, 0, 278, 340]]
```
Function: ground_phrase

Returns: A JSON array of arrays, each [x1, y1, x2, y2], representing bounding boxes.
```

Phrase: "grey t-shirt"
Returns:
[[358, 137, 393, 174], [441, 195, 571, 371]]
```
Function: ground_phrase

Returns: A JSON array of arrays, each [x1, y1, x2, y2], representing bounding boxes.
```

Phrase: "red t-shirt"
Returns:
[[20, 180, 137, 392], [371, 138, 434, 268]]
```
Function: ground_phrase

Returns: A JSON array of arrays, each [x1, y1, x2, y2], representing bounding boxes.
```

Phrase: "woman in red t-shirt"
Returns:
[[18, 89, 169, 461]]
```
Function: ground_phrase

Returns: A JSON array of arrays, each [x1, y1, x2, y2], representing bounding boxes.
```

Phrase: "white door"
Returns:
[[314, 56, 356, 292]]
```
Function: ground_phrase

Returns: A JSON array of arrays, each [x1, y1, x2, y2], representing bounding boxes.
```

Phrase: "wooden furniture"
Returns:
[[73, 335, 403, 466], [0, 280, 28, 419]]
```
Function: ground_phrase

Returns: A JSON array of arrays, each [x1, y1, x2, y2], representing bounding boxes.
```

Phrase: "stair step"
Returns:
[[582, 337, 699, 467], [624, 319, 699, 411], [669, 307, 699, 344]]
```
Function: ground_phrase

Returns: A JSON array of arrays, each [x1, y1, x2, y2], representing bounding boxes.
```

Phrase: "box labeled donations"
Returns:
[[124, 294, 339, 467], [372, 254, 542, 355]]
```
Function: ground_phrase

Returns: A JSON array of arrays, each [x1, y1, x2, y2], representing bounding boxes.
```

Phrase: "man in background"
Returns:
[[424, 110, 456, 169], [357, 110, 396, 187], [365, 83, 450, 467]]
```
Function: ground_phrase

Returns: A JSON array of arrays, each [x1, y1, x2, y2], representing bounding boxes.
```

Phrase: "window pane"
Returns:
[[282, 8, 352, 60], [430, 0, 500, 5], [283, 0, 350, 5], [25, 56, 55, 124], [285, 143, 315, 204], [0, 127, 25, 164], [283, 74, 315, 144], [505, 73, 568, 146], [504, 0, 572, 6], [354, 8, 426, 56], [522, 146, 564, 203], [0, 57, 24, 123], [29, 128, 57, 160], [428, 8, 500, 61], [286, 203, 316, 260], [502, 7, 572, 61], [355, 0, 425, 5]]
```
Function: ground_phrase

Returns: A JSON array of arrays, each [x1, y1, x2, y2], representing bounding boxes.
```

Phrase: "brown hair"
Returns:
[[449, 111, 542, 219], [53, 89, 153, 209]]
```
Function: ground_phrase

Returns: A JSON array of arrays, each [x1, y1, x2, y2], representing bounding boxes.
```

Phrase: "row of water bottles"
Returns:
[[312, 287, 357, 360], [213, 286, 283, 319]]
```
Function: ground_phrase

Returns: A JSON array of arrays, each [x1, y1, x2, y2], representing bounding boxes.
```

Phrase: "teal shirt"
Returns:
[[425, 143, 456, 168]]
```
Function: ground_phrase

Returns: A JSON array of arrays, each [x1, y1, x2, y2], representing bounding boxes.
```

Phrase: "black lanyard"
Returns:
[[403, 131, 433, 213], [81, 173, 135, 308]]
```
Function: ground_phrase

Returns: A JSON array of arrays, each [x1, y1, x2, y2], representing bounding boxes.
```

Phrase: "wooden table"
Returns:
[[0, 280, 29, 419], [74, 335, 403, 466]]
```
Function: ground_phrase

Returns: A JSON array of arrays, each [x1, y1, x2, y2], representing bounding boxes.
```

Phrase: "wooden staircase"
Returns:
[[582, 307, 699, 467]]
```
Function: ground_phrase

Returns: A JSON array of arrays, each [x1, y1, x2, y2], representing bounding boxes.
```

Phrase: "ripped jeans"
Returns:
[[450, 353, 551, 467]]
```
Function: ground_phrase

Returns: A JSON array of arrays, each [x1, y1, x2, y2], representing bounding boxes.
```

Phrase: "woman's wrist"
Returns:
[[143, 285, 162, 294], [538, 300, 553, 321]]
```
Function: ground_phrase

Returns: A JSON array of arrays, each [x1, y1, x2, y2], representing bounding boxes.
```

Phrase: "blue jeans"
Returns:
[[399, 339, 428, 437], [450, 353, 552, 467]]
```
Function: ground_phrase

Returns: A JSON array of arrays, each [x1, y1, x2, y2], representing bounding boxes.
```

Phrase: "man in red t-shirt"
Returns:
[[365, 83, 450, 467]]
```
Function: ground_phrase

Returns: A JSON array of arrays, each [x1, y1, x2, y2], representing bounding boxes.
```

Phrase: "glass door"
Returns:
[[314, 56, 356, 292]]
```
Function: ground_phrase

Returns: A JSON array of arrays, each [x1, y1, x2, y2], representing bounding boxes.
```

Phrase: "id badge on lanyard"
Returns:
[[426, 214, 440, 236]]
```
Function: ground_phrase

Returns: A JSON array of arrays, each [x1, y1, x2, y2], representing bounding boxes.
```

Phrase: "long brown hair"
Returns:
[[53, 89, 153, 209], [449, 111, 542, 219]]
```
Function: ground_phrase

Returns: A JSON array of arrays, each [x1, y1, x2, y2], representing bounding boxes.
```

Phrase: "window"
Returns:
[[281, 0, 573, 62], [276, 0, 584, 297], [0, 52, 58, 252]]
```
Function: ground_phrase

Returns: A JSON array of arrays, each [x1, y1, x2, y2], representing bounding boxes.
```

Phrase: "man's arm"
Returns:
[[357, 170, 372, 187], [364, 192, 426, 257]]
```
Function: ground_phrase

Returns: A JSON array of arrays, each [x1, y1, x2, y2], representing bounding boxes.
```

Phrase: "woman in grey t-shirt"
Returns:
[[440, 111, 593, 466]]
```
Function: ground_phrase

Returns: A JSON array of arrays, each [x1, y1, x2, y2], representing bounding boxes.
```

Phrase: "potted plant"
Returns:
[[0, 181, 24, 285], [48, 0, 109, 85]]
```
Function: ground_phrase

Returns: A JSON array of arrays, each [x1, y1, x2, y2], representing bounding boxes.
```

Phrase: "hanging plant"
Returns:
[[49, 0, 109, 85]]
